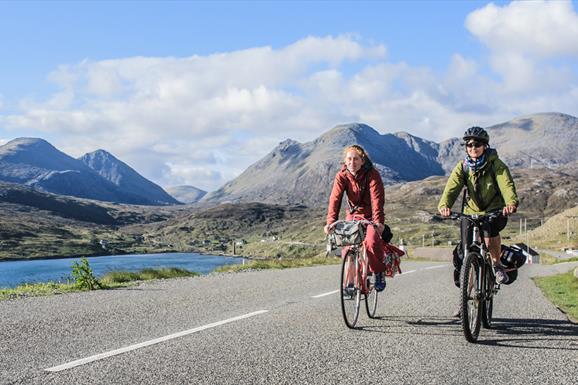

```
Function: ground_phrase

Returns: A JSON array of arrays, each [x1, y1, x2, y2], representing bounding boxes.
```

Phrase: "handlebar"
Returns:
[[434, 209, 503, 223], [326, 219, 373, 233]]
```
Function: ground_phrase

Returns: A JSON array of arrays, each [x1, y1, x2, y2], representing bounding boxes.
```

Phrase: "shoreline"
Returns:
[[0, 249, 249, 263]]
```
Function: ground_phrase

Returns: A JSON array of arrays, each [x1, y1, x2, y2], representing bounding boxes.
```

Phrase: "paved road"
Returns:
[[1, 261, 577, 385]]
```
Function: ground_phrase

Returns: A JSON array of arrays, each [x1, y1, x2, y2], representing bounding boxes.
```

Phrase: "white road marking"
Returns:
[[45, 310, 269, 372], [423, 265, 448, 270], [311, 265, 449, 297], [312, 290, 339, 298]]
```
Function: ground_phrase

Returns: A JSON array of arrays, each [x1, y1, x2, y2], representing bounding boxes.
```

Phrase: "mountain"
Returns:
[[203, 112, 578, 206], [165, 185, 207, 204], [0, 138, 177, 206], [80, 150, 179, 205], [486, 112, 578, 168], [202, 123, 446, 206]]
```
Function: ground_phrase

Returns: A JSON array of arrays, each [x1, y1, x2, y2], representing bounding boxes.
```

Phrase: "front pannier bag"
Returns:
[[330, 221, 365, 247]]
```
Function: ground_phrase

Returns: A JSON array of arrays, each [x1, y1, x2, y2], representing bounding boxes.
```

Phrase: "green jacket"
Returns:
[[438, 149, 518, 215]]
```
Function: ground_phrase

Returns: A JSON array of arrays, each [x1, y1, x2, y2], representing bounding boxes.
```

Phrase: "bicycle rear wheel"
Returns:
[[482, 264, 494, 329], [460, 252, 482, 342], [365, 272, 378, 318], [340, 250, 361, 328]]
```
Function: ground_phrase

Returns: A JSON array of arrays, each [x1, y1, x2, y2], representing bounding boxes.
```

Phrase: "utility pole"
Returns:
[[566, 216, 578, 243], [431, 231, 434, 247], [525, 218, 529, 253]]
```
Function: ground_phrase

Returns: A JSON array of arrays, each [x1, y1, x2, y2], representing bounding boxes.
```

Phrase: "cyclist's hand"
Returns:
[[323, 224, 333, 235], [438, 207, 451, 217], [502, 204, 517, 216], [374, 223, 385, 235]]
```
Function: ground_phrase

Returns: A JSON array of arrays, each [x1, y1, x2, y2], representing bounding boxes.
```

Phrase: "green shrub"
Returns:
[[71, 258, 103, 290]]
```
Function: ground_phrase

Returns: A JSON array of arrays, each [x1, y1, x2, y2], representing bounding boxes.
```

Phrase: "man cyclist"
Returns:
[[324, 144, 387, 291], [438, 126, 518, 288]]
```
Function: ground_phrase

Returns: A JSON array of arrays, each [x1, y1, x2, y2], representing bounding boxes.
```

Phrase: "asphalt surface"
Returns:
[[1, 260, 577, 385]]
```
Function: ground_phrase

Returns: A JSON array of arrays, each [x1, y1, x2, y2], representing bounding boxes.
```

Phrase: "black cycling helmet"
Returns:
[[463, 126, 489, 144]]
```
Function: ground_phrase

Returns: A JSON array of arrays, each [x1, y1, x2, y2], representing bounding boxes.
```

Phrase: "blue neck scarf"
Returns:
[[465, 151, 487, 173]]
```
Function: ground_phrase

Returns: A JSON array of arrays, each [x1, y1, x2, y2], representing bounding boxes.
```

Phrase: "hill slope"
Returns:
[[165, 185, 207, 204], [0, 138, 177, 205], [202, 112, 578, 206], [203, 123, 446, 206], [80, 150, 179, 205]]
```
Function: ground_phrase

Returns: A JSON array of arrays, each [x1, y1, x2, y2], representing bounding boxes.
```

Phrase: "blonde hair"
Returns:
[[343, 144, 369, 162]]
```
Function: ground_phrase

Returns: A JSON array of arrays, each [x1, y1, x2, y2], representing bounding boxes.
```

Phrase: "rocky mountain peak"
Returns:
[[203, 112, 578, 206]]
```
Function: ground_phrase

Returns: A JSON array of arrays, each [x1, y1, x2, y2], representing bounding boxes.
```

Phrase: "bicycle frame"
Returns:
[[462, 213, 500, 294], [463, 216, 498, 314], [441, 210, 503, 341], [329, 218, 372, 295], [344, 243, 369, 294], [328, 218, 377, 328]]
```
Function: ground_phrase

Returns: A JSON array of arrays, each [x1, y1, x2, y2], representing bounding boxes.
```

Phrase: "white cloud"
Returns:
[[1, 31, 578, 191], [466, 0, 578, 58]]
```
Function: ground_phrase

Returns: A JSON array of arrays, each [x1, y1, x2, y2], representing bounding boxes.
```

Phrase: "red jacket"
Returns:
[[326, 164, 385, 226]]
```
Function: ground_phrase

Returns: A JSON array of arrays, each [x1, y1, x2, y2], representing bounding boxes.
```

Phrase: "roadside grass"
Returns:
[[215, 255, 341, 273], [0, 281, 81, 300], [100, 268, 198, 284], [534, 271, 578, 322], [0, 267, 198, 301]]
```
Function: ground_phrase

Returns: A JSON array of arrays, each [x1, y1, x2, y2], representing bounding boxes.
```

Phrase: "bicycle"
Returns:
[[437, 210, 505, 342], [326, 219, 379, 329]]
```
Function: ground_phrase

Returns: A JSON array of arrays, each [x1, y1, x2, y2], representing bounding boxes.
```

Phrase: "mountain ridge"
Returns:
[[0, 138, 178, 206], [80, 150, 179, 205], [202, 112, 578, 206]]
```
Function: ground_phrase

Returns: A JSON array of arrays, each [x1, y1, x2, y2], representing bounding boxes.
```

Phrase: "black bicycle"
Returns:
[[438, 210, 503, 342]]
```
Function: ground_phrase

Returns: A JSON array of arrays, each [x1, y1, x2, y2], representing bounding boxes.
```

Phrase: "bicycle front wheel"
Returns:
[[340, 250, 361, 329], [460, 252, 482, 342], [365, 272, 379, 318], [482, 264, 494, 329]]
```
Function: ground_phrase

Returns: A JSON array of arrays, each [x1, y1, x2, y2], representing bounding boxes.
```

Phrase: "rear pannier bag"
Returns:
[[451, 218, 474, 287], [499, 244, 526, 285], [500, 245, 526, 268]]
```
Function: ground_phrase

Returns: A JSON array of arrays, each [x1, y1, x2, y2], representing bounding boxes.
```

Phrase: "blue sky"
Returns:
[[1, 0, 577, 190], [1, 1, 491, 100]]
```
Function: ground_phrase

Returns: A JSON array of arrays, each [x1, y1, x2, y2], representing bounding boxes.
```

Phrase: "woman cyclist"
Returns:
[[438, 126, 519, 287], [324, 144, 387, 291]]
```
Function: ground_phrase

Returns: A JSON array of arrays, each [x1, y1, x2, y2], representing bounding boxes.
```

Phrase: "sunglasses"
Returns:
[[466, 141, 484, 148]]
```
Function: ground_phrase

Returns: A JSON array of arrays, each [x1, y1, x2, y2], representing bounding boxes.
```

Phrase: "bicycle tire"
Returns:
[[340, 250, 361, 328], [482, 264, 494, 329], [460, 252, 482, 342], [365, 272, 379, 318]]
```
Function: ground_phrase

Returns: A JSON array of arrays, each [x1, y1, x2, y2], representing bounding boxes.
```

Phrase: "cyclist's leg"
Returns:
[[364, 225, 386, 273], [482, 216, 508, 264], [483, 217, 508, 283]]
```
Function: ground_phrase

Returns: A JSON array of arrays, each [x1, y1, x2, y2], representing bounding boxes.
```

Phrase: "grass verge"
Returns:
[[534, 270, 578, 322], [0, 267, 198, 301], [100, 268, 198, 284], [215, 256, 341, 273]]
